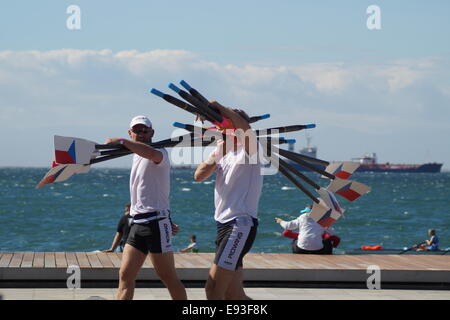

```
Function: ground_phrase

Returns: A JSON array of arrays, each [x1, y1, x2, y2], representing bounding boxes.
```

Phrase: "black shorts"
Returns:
[[291, 239, 332, 255], [214, 216, 258, 271], [126, 217, 173, 254]]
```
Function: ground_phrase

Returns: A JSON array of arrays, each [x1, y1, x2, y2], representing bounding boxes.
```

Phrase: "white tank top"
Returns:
[[129, 148, 170, 217], [214, 146, 263, 224]]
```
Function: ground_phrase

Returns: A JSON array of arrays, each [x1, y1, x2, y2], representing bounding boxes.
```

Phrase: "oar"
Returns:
[[276, 151, 369, 201], [173, 122, 315, 139], [278, 164, 320, 203], [249, 114, 270, 123], [257, 141, 320, 203], [274, 147, 360, 179], [179, 80, 237, 129], [272, 145, 333, 178], [150, 88, 209, 120], [36, 163, 90, 189], [54, 132, 214, 165], [168, 83, 223, 124], [399, 242, 425, 254], [255, 124, 316, 136]]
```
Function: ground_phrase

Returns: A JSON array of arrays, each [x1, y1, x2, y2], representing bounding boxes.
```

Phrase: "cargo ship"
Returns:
[[351, 153, 442, 173], [286, 138, 443, 173]]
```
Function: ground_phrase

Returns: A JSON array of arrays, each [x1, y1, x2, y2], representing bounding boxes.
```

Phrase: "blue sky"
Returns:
[[0, 1, 449, 169]]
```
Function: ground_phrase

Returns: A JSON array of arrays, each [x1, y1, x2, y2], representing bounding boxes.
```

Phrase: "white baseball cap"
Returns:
[[129, 115, 152, 129]]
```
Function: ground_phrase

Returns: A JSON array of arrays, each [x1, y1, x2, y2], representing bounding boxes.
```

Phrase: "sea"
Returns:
[[0, 167, 449, 253]]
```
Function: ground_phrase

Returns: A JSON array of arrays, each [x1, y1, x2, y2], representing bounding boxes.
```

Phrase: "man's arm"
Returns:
[[194, 153, 217, 181], [105, 138, 163, 164], [209, 101, 257, 156], [102, 232, 123, 252]]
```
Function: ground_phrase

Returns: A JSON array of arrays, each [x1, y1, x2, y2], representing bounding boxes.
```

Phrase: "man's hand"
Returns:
[[275, 218, 284, 224], [172, 223, 180, 236]]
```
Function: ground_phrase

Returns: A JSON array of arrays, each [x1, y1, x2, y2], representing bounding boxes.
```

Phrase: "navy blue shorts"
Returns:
[[214, 216, 258, 271]]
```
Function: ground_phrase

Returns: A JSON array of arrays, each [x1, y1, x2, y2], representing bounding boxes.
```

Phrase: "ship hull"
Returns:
[[287, 161, 443, 173], [356, 163, 443, 173]]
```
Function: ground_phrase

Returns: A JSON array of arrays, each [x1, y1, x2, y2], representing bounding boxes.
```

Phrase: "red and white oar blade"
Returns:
[[309, 198, 342, 228], [35, 163, 90, 188], [324, 162, 360, 179], [327, 178, 371, 201], [54, 135, 97, 165], [317, 187, 345, 216]]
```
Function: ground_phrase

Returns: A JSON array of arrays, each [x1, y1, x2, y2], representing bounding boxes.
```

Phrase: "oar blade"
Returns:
[[317, 187, 345, 216], [35, 163, 90, 188], [324, 162, 360, 179], [327, 178, 371, 201], [54, 136, 97, 165], [309, 197, 342, 228]]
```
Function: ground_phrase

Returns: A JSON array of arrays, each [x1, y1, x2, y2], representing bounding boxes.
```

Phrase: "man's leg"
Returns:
[[205, 264, 237, 300], [150, 252, 187, 300], [116, 244, 147, 300], [224, 267, 252, 300]]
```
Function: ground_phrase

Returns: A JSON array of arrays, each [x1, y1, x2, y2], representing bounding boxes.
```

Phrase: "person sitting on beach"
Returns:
[[275, 207, 335, 255], [102, 203, 133, 253], [417, 229, 439, 251], [179, 234, 198, 253]]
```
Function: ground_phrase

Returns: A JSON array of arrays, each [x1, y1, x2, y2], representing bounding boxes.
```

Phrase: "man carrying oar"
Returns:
[[105, 115, 186, 300], [194, 102, 262, 300]]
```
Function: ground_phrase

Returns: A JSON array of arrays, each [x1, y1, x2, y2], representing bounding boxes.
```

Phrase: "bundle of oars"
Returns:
[[149, 80, 371, 228], [35, 83, 283, 189]]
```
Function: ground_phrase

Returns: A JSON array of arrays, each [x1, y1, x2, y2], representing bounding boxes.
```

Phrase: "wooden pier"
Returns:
[[0, 252, 449, 288]]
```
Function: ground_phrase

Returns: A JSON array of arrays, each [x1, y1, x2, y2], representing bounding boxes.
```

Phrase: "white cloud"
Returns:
[[0, 49, 449, 168]]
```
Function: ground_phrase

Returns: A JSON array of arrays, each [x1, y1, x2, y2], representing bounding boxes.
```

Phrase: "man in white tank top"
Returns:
[[105, 115, 186, 300], [194, 102, 263, 300]]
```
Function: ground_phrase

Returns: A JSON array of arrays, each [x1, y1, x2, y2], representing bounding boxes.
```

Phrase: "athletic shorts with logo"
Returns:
[[126, 216, 173, 254], [214, 216, 258, 271]]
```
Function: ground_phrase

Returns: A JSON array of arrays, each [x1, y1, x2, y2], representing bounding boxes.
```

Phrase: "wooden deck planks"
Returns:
[[44, 252, 56, 268], [96, 252, 114, 268], [66, 252, 79, 267], [0, 253, 13, 268], [108, 253, 122, 268], [21, 252, 34, 268], [9, 252, 24, 268], [55, 252, 68, 268], [75, 252, 91, 268], [86, 252, 103, 268], [33, 252, 45, 268]]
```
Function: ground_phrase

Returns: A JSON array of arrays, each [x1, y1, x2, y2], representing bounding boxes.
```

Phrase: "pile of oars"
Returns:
[[37, 80, 371, 228]]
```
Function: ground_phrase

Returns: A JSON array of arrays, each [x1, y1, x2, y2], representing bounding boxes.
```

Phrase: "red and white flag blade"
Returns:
[[54, 136, 97, 165], [327, 178, 371, 201], [324, 162, 360, 179]]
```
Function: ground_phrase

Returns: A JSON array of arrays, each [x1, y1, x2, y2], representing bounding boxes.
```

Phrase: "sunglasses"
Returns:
[[132, 128, 151, 134]]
